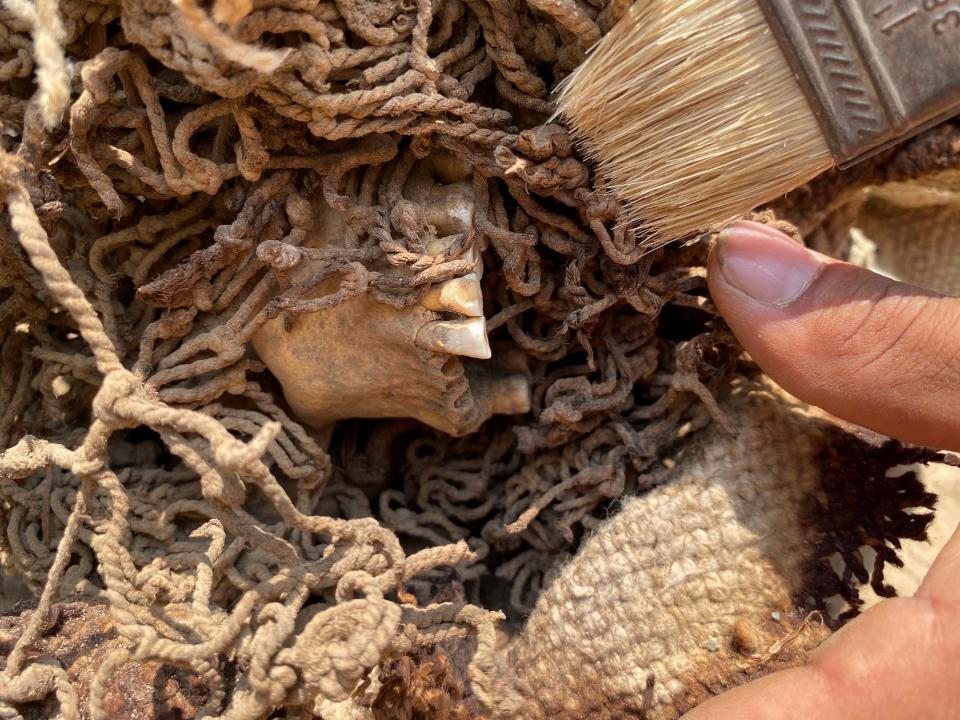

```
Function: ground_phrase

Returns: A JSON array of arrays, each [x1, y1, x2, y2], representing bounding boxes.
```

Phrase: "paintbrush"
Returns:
[[556, 0, 960, 247]]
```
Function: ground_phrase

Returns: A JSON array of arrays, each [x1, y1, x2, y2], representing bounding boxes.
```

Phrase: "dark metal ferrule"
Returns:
[[758, 0, 960, 168]]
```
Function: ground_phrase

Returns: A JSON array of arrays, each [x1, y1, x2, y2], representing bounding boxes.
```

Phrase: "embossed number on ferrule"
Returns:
[[869, 1, 918, 35], [870, 0, 960, 36]]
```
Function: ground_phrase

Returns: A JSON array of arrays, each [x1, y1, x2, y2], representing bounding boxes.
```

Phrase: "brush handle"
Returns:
[[759, 0, 960, 168]]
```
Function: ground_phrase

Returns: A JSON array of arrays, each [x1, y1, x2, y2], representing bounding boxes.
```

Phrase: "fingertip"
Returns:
[[711, 222, 824, 308], [707, 222, 960, 449]]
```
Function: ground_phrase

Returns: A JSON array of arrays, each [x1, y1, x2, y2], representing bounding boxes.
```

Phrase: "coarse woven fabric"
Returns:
[[500, 379, 934, 719], [858, 170, 960, 296]]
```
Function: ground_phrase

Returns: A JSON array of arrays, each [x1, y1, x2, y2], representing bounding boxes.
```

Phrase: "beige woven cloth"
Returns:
[[856, 169, 960, 296], [496, 379, 933, 719]]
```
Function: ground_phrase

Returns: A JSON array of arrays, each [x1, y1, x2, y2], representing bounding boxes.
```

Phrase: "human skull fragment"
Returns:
[[252, 153, 531, 436]]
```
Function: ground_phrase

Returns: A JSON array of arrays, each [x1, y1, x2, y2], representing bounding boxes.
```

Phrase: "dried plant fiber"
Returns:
[[556, 0, 834, 246]]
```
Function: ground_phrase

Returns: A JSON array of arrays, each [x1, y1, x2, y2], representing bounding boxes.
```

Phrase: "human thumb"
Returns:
[[707, 221, 960, 451]]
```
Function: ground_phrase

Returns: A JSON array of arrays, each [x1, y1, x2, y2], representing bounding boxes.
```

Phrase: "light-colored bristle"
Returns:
[[556, 0, 835, 247]]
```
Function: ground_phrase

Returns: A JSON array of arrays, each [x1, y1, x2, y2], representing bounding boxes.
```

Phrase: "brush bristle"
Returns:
[[556, 0, 835, 247]]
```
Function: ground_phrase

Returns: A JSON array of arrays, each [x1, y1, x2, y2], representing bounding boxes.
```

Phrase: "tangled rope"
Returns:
[[2, 0, 960, 716]]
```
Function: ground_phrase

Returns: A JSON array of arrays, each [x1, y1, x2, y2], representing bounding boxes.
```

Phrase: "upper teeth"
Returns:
[[248, 159, 531, 436], [415, 316, 491, 359], [421, 273, 483, 317]]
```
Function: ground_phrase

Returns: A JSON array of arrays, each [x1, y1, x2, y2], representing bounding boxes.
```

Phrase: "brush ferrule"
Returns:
[[759, 0, 960, 167]]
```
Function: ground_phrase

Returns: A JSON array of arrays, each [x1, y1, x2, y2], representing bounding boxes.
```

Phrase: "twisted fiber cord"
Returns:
[[1, 0, 69, 128], [1, 145, 469, 718], [234, 8, 341, 49], [88, 194, 212, 283], [120, 0, 268, 99], [466, 0, 545, 98], [0, 427, 115, 719], [0, 444, 412, 720], [333, 0, 408, 46], [525, 0, 600, 48], [392, 601, 523, 714], [408, 0, 439, 85], [119, 0, 518, 147], [173, 0, 293, 74], [5, 183, 122, 375], [70, 49, 272, 215], [595, 0, 629, 32], [0, 338, 34, 450], [2, 483, 87, 677], [0, 662, 80, 719]]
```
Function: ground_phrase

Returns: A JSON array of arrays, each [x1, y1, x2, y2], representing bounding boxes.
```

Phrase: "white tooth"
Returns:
[[421, 273, 483, 317], [491, 374, 532, 415], [415, 317, 491, 359]]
